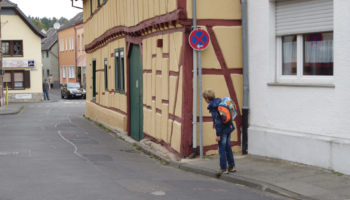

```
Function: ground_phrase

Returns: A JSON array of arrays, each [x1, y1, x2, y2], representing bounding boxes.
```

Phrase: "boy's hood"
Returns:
[[207, 98, 221, 111]]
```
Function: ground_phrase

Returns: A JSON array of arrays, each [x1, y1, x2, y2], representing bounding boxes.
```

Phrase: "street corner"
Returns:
[[0, 104, 25, 115]]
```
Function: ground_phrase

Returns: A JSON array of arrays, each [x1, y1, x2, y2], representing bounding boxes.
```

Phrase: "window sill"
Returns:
[[7, 88, 25, 90], [3, 55, 23, 57], [267, 82, 335, 88]]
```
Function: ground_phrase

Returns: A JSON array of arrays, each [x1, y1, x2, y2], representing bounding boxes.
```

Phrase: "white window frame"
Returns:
[[69, 66, 75, 78], [62, 66, 66, 78], [276, 34, 334, 85], [59, 39, 64, 52], [71, 38, 74, 50], [69, 38, 72, 50]]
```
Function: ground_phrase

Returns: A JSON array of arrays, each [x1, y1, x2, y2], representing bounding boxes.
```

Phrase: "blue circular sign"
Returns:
[[189, 29, 210, 51]]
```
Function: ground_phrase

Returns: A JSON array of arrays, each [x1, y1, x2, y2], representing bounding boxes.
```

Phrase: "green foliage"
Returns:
[[28, 16, 68, 31], [97, 123, 111, 133], [331, 170, 344, 176]]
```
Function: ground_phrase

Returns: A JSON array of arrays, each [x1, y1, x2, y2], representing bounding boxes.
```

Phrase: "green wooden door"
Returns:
[[92, 60, 96, 98], [129, 45, 143, 141]]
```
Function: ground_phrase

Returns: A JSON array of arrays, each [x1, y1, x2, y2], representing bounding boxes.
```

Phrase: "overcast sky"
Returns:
[[9, 0, 83, 19]]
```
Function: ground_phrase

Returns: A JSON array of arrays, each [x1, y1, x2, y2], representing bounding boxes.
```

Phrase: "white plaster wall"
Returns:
[[248, 0, 350, 175], [333, 0, 350, 138]]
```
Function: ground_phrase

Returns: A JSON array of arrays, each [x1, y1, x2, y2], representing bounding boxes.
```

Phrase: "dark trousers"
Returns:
[[218, 132, 235, 170], [43, 90, 50, 100]]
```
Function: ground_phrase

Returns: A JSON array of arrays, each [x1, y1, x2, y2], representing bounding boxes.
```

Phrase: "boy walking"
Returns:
[[203, 89, 236, 176]]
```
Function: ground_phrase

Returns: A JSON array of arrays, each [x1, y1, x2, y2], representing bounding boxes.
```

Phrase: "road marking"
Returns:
[[193, 188, 228, 193], [0, 152, 19, 156], [151, 191, 166, 196], [63, 101, 85, 104], [57, 130, 86, 161]]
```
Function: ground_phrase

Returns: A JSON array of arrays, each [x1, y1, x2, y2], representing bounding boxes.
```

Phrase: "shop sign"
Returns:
[[3, 60, 35, 68], [15, 94, 32, 100]]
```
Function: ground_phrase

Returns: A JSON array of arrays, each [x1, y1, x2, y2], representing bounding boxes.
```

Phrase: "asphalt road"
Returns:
[[0, 98, 286, 200]]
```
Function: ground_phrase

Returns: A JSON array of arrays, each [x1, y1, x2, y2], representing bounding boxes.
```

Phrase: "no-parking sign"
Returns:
[[189, 29, 210, 51]]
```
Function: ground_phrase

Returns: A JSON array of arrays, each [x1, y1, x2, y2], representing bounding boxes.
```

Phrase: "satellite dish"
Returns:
[[53, 22, 60, 30]]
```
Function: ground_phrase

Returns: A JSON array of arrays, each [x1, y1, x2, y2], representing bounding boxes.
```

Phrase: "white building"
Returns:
[[248, 0, 350, 175], [1, 0, 45, 102]]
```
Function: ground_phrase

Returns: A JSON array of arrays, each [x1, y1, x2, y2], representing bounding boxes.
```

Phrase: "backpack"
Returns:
[[217, 97, 237, 124]]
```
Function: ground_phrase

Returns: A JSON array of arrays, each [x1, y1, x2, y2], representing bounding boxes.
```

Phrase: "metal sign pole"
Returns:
[[198, 51, 203, 158], [191, 0, 198, 157]]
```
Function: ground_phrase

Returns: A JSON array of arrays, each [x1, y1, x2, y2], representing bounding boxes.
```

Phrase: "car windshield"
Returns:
[[67, 83, 81, 89]]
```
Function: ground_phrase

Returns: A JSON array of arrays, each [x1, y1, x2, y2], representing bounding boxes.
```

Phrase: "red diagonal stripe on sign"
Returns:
[[193, 33, 205, 46]]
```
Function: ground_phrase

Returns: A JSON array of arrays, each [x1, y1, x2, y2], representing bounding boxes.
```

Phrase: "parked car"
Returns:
[[61, 82, 86, 99]]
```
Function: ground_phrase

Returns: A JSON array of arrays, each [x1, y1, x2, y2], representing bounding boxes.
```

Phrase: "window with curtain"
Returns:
[[276, 0, 333, 82], [281, 32, 333, 76], [2, 40, 23, 57], [62, 67, 66, 78], [69, 66, 75, 78], [303, 32, 333, 76], [3, 71, 26, 89]]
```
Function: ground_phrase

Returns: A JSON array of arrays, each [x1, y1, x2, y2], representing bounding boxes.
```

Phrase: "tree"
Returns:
[[29, 16, 69, 31], [30, 18, 45, 31]]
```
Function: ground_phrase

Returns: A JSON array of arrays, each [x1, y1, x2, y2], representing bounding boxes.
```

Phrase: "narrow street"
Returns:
[[0, 90, 285, 200]]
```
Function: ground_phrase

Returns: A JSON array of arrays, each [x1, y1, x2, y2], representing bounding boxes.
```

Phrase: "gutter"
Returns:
[[71, 0, 83, 9]]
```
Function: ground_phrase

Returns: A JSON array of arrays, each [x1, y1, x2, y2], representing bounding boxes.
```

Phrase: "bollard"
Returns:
[[6, 83, 8, 105]]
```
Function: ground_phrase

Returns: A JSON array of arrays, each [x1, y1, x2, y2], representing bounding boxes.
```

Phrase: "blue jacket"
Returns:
[[207, 98, 235, 137]]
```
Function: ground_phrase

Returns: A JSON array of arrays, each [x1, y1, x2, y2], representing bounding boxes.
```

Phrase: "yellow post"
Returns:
[[5, 83, 8, 105]]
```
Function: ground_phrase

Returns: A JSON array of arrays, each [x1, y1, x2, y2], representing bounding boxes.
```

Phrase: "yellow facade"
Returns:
[[1, 14, 43, 102], [84, 0, 243, 157], [186, 0, 241, 19]]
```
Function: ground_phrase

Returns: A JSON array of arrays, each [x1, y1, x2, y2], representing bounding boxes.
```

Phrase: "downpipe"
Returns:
[[241, 0, 249, 154]]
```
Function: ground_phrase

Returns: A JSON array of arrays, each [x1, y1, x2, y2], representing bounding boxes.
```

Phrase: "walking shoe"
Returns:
[[216, 169, 228, 177], [228, 166, 237, 173]]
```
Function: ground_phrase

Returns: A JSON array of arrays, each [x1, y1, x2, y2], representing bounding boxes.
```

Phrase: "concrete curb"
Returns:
[[0, 105, 24, 115], [177, 163, 316, 200], [88, 117, 315, 200]]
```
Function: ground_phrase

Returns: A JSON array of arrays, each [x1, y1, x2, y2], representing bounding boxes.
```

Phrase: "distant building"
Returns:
[[75, 21, 86, 88], [42, 28, 59, 89], [1, 0, 45, 102], [58, 12, 84, 86]]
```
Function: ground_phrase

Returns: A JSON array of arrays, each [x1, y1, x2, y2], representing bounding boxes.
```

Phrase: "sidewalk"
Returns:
[[0, 89, 61, 115], [135, 137, 350, 200], [0, 103, 24, 115]]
